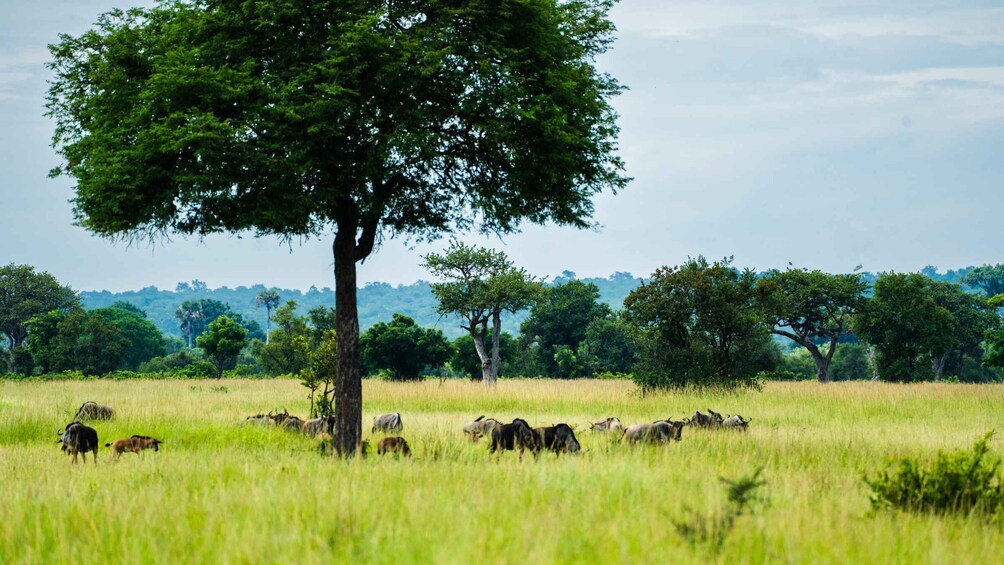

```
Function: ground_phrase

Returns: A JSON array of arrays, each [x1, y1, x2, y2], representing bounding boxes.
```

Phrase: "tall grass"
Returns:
[[1, 379, 1002, 563]]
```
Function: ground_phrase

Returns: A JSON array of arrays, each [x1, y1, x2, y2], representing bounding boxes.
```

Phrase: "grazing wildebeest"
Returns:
[[490, 418, 541, 460], [589, 417, 624, 433], [688, 410, 723, 428], [463, 415, 501, 441], [57, 421, 99, 464], [372, 412, 403, 434], [279, 415, 305, 432], [74, 401, 114, 421], [377, 436, 412, 457], [622, 420, 680, 444], [302, 415, 336, 436], [722, 415, 751, 430], [105, 435, 162, 458], [244, 413, 274, 426], [535, 424, 581, 455]]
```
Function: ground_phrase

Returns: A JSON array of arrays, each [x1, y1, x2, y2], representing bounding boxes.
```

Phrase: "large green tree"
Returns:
[[47, 0, 627, 454], [623, 257, 772, 390], [926, 281, 995, 380], [424, 243, 542, 384], [92, 305, 167, 370], [519, 280, 611, 377], [757, 269, 867, 383], [27, 310, 129, 375], [962, 264, 1004, 297], [361, 313, 451, 380], [854, 273, 953, 382], [0, 264, 79, 353], [196, 315, 248, 378]]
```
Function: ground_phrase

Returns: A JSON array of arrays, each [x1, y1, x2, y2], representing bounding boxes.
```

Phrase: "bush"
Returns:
[[864, 432, 1004, 520]]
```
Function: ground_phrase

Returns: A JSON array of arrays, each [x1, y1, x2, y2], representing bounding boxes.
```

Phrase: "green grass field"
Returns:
[[1, 379, 1002, 564]]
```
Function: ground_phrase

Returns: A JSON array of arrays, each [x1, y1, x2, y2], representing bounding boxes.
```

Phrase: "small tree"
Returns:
[[304, 329, 338, 418], [361, 314, 451, 380], [424, 243, 542, 384], [251, 301, 312, 376], [255, 289, 281, 344], [757, 269, 866, 383], [197, 315, 248, 378]]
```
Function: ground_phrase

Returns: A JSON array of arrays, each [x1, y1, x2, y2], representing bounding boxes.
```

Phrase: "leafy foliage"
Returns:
[[757, 269, 866, 382], [0, 263, 79, 352], [864, 432, 1004, 520], [26, 310, 128, 376], [624, 257, 773, 390], [196, 315, 248, 378], [962, 264, 1004, 297], [674, 467, 767, 553], [854, 273, 954, 382], [92, 305, 166, 370], [361, 314, 451, 380], [520, 280, 610, 377], [251, 301, 312, 377]]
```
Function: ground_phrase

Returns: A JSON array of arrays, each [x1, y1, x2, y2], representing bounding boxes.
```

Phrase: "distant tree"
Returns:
[[449, 332, 517, 379], [361, 314, 451, 380], [926, 281, 996, 380], [47, 0, 627, 454], [307, 306, 337, 345], [520, 280, 611, 377], [580, 315, 636, 375], [756, 269, 867, 383], [252, 301, 312, 376], [255, 289, 281, 344], [196, 315, 248, 378], [0, 263, 79, 352], [175, 298, 236, 347], [110, 301, 147, 317], [624, 257, 770, 390], [854, 273, 953, 382], [983, 294, 1004, 370], [962, 264, 1004, 296], [27, 310, 128, 375], [92, 306, 166, 370], [424, 243, 542, 384]]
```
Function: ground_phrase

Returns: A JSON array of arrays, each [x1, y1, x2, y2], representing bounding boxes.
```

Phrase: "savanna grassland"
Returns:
[[1, 379, 1002, 564]]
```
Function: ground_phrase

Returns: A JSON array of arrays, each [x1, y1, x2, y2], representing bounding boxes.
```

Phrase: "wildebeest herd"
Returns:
[[56, 400, 751, 464]]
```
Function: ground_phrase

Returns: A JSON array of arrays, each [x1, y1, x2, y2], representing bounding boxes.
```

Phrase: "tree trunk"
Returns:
[[332, 231, 363, 457], [489, 311, 501, 384], [865, 345, 880, 381], [471, 327, 492, 383], [931, 352, 948, 382], [265, 307, 271, 344]]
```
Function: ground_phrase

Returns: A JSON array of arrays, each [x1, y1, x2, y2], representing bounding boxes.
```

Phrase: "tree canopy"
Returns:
[[196, 315, 248, 378], [519, 280, 611, 377], [361, 313, 451, 380], [0, 263, 80, 351], [47, 0, 627, 453]]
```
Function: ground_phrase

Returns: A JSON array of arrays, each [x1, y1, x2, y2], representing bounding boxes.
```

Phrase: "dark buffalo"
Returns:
[[535, 424, 581, 455], [490, 418, 541, 460], [57, 421, 99, 464]]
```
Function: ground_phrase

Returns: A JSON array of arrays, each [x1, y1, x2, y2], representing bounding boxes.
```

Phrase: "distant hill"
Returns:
[[79, 271, 647, 340], [78, 266, 978, 340]]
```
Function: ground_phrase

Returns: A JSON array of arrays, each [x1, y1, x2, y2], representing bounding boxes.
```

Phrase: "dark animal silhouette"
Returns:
[[490, 418, 541, 460], [74, 401, 114, 421], [377, 436, 412, 457], [57, 421, 99, 464], [535, 424, 581, 455]]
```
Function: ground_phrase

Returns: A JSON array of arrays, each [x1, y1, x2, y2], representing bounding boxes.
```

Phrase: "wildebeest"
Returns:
[[463, 415, 501, 441], [589, 417, 624, 433], [105, 435, 162, 458], [244, 413, 275, 426], [490, 418, 541, 459], [279, 415, 305, 432], [622, 420, 681, 444], [377, 436, 412, 457], [57, 421, 99, 464], [372, 412, 403, 434], [722, 415, 751, 430], [534, 424, 581, 455], [74, 401, 114, 421], [302, 415, 336, 436], [688, 409, 724, 428]]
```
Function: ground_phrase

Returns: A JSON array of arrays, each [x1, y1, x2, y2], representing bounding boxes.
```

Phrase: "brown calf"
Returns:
[[376, 436, 411, 457], [105, 435, 162, 458]]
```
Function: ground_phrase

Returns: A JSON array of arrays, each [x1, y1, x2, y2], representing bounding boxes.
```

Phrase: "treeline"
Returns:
[[2, 259, 1003, 387]]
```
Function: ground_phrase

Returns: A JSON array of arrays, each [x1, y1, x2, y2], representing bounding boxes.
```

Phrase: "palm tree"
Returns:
[[255, 289, 281, 344]]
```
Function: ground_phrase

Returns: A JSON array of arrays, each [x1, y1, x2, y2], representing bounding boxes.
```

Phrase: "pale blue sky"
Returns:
[[1, 0, 1002, 291]]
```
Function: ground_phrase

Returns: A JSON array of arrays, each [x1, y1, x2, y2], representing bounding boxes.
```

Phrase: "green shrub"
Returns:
[[674, 467, 766, 553], [864, 432, 1004, 520]]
